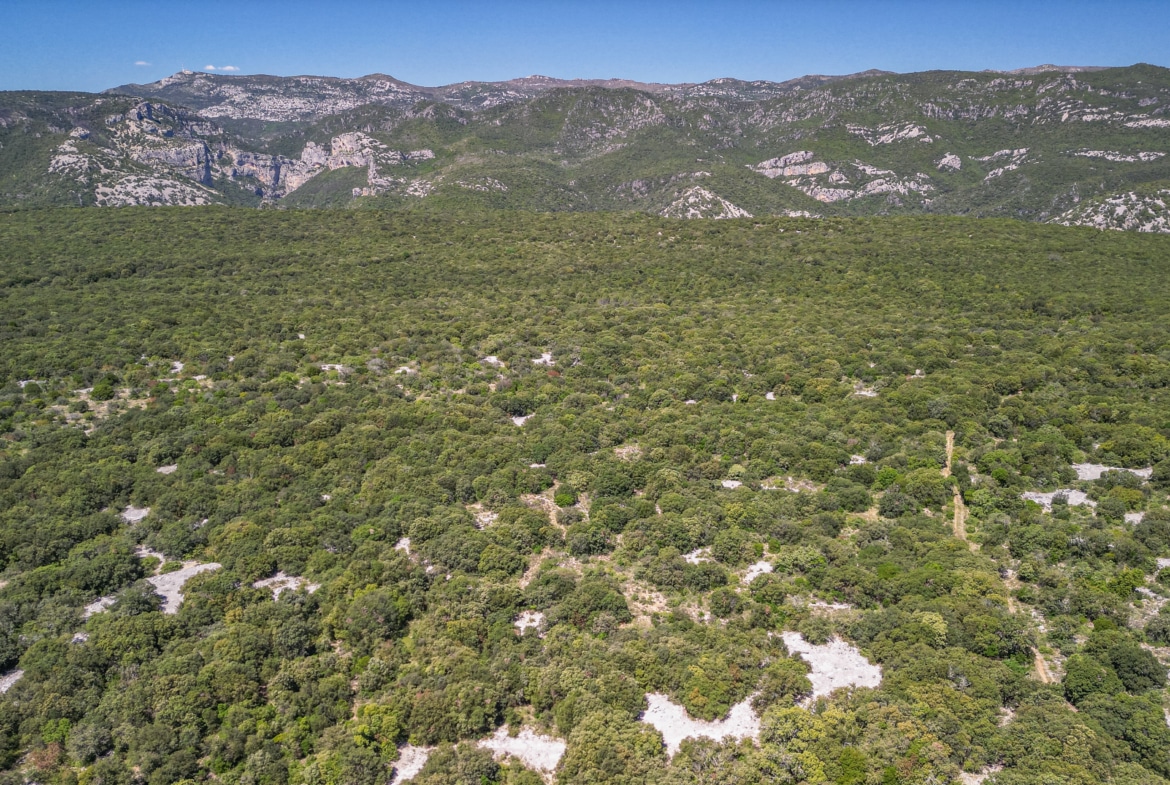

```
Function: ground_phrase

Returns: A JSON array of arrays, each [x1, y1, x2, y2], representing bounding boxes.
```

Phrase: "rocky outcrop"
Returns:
[[751, 152, 830, 178], [661, 186, 751, 219], [937, 153, 962, 171]]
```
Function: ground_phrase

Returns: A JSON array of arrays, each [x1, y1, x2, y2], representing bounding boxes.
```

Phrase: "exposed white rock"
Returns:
[[473, 508, 498, 529], [959, 766, 1004, 785], [684, 548, 712, 564], [1074, 150, 1165, 163], [532, 352, 554, 366], [481, 355, 503, 367], [395, 537, 411, 555], [512, 415, 532, 426], [95, 174, 218, 206], [750, 151, 830, 178], [743, 561, 773, 584], [1020, 489, 1096, 512], [849, 455, 867, 465], [1157, 558, 1170, 571], [457, 177, 508, 192], [765, 391, 776, 400], [170, 360, 184, 373], [1071, 463, 1153, 481], [661, 186, 752, 219], [514, 610, 546, 635], [83, 596, 117, 618], [721, 479, 743, 489], [389, 744, 434, 785], [937, 153, 962, 171], [0, 670, 23, 694], [640, 692, 761, 757], [478, 726, 566, 778], [779, 632, 882, 698], [1125, 512, 1146, 524], [1053, 190, 1170, 233], [847, 123, 932, 145], [253, 571, 320, 598], [320, 363, 351, 374], [1124, 118, 1170, 128], [120, 506, 151, 523], [71, 632, 89, 644], [156, 464, 178, 474], [149, 562, 221, 613]]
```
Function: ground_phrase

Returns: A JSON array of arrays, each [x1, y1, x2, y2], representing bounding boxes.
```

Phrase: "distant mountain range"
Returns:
[[0, 64, 1167, 231]]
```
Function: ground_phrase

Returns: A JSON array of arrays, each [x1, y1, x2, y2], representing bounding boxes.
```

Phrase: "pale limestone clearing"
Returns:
[[779, 632, 882, 698], [1125, 512, 1146, 524], [803, 600, 855, 613], [320, 363, 352, 374], [471, 507, 499, 529], [480, 355, 503, 367], [614, 444, 642, 461], [394, 537, 411, 555], [640, 693, 761, 757], [1156, 558, 1170, 571], [765, 391, 776, 400], [1020, 489, 1096, 511], [156, 464, 178, 474], [1071, 463, 1153, 481], [170, 360, 184, 373], [514, 610, 546, 636], [743, 561, 774, 584], [512, 415, 532, 426], [853, 382, 879, 397], [71, 632, 89, 644], [478, 726, 566, 778], [389, 745, 434, 785], [121, 505, 151, 523], [149, 562, 221, 613], [959, 766, 1004, 785], [721, 479, 743, 489], [0, 670, 23, 694], [684, 548, 712, 565], [532, 352, 554, 366], [83, 596, 117, 618], [253, 572, 320, 598], [849, 455, 868, 465]]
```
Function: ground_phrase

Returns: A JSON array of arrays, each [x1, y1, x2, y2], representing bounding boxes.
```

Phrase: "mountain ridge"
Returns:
[[1, 63, 1166, 231]]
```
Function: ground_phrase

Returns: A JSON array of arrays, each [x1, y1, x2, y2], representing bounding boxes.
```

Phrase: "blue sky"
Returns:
[[1, 0, 1167, 92]]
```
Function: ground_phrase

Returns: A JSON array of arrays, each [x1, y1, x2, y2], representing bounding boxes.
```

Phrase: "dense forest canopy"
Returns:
[[0, 208, 1168, 784]]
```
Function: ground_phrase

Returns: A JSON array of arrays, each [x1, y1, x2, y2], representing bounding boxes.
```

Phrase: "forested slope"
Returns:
[[0, 210, 1169, 784]]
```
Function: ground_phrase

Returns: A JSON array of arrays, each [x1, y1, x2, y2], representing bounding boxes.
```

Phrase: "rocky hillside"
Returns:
[[2, 64, 1169, 230]]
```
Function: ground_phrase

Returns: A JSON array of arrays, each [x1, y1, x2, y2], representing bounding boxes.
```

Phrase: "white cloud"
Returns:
[[134, 60, 151, 66], [204, 65, 217, 70], [204, 65, 240, 72]]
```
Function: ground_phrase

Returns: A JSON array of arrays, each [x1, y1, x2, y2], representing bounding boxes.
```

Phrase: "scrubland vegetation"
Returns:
[[0, 208, 1168, 784]]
